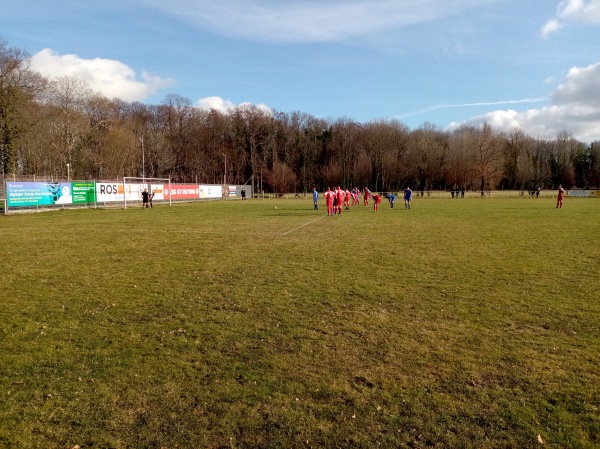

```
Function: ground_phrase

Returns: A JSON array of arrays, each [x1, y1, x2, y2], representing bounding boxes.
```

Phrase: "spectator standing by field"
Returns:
[[404, 187, 413, 209], [149, 191, 154, 208], [556, 184, 565, 208]]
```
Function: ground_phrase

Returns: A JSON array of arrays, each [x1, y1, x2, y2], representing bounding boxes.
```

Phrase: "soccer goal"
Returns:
[[122, 177, 172, 209]]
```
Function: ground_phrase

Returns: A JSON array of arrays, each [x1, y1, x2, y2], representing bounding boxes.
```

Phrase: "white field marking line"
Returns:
[[160, 230, 220, 234], [283, 214, 328, 236]]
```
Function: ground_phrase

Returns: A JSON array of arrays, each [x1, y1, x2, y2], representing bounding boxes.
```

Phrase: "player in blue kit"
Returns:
[[403, 187, 412, 209], [386, 193, 396, 208]]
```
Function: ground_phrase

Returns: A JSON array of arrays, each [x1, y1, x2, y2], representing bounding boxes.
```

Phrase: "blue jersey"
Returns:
[[388, 194, 396, 202], [313, 190, 319, 202], [404, 189, 412, 200]]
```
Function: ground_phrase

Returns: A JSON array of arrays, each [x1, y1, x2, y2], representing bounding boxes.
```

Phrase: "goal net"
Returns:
[[122, 177, 172, 209]]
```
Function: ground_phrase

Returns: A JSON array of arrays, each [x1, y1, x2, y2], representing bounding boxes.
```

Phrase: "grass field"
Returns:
[[1, 196, 599, 448]]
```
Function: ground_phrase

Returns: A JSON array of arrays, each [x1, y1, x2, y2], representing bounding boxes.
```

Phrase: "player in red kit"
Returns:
[[363, 187, 370, 206], [351, 187, 360, 205], [324, 187, 335, 215], [335, 186, 345, 214], [556, 184, 565, 208], [372, 192, 382, 211], [343, 189, 351, 210]]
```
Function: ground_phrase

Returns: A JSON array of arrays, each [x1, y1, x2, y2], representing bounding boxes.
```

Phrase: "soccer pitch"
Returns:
[[1, 197, 599, 448]]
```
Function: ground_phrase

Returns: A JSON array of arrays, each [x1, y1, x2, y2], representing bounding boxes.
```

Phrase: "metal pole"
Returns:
[[141, 136, 145, 181], [67, 163, 70, 182]]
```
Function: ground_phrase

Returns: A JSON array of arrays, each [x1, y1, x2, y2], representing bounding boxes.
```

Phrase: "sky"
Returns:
[[2, 0, 600, 142]]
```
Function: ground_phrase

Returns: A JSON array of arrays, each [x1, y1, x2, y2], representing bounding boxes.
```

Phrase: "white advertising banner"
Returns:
[[199, 185, 222, 199], [150, 184, 165, 201], [568, 190, 590, 197], [96, 182, 145, 202]]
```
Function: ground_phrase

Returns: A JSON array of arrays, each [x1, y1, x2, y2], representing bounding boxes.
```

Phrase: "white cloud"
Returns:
[[137, 0, 497, 42], [552, 62, 600, 105], [539, 19, 562, 39], [196, 96, 272, 115], [448, 61, 600, 142], [196, 96, 236, 112], [557, 0, 600, 22], [30, 48, 173, 101], [540, 0, 600, 38]]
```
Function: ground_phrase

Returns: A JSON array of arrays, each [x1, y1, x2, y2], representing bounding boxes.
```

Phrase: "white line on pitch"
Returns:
[[283, 215, 328, 235]]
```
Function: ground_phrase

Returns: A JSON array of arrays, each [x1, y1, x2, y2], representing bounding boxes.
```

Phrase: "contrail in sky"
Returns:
[[399, 97, 546, 119]]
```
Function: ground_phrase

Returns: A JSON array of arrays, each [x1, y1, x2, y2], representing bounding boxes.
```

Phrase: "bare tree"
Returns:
[[447, 127, 476, 191], [267, 157, 298, 195], [552, 131, 580, 187], [0, 40, 47, 175], [408, 122, 447, 195], [325, 118, 363, 188], [363, 119, 410, 192], [589, 141, 600, 188], [230, 104, 271, 193], [470, 122, 504, 195], [39, 76, 95, 178]]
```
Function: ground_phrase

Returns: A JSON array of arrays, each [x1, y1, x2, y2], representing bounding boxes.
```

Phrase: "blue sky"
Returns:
[[2, 0, 600, 142]]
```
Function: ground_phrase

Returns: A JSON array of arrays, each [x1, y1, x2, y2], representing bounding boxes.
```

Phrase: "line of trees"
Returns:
[[2, 40, 599, 194]]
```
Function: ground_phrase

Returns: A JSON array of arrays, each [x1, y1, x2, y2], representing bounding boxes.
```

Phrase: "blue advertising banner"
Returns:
[[7, 182, 73, 207]]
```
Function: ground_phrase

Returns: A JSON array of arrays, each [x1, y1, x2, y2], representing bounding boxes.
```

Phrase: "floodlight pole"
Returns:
[[66, 163, 70, 182], [140, 136, 145, 181], [222, 153, 227, 185]]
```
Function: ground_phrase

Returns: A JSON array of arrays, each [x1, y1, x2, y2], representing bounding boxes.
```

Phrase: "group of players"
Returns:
[[314, 186, 413, 215]]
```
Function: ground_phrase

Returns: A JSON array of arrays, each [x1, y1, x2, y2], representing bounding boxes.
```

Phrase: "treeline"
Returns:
[[2, 41, 599, 194]]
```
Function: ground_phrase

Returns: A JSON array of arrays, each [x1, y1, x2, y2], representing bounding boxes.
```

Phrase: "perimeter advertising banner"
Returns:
[[568, 190, 591, 197], [150, 184, 165, 201], [7, 182, 73, 207], [163, 184, 199, 200], [96, 182, 145, 202], [5, 181, 228, 207], [199, 185, 223, 199], [72, 182, 96, 203]]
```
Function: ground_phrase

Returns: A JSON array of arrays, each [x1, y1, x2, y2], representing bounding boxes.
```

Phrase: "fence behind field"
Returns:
[[1, 176, 252, 215]]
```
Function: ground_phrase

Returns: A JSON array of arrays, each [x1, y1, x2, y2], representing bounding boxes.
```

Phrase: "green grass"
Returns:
[[1, 197, 599, 448]]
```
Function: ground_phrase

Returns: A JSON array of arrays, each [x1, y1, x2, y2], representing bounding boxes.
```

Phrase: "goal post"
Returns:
[[122, 177, 172, 209]]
